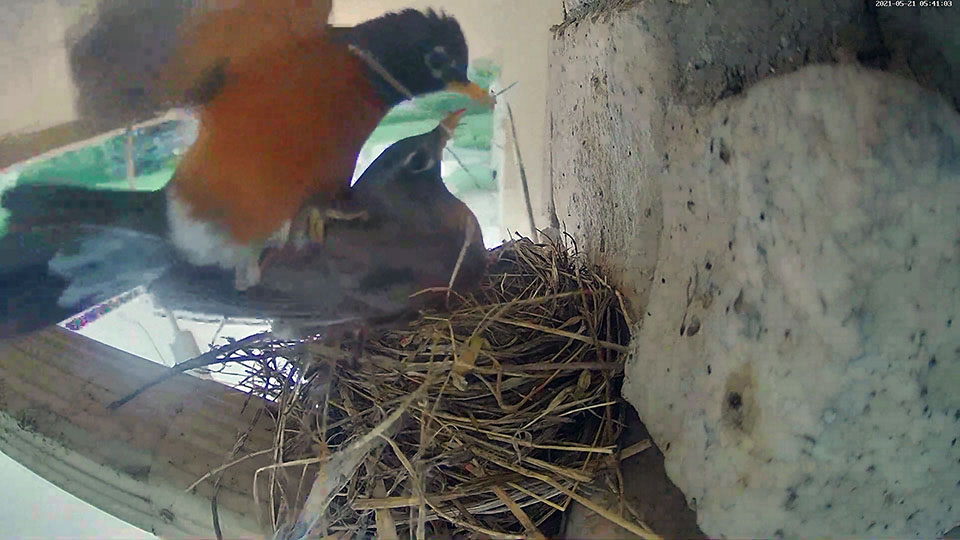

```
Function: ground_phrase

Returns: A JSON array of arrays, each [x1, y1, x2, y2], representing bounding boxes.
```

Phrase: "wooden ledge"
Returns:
[[0, 326, 276, 538]]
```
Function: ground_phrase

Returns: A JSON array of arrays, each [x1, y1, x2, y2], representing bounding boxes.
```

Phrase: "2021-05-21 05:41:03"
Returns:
[[876, 0, 953, 6]]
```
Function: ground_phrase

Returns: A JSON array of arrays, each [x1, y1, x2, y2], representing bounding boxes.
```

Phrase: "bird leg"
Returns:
[[307, 205, 369, 244], [288, 188, 371, 249], [234, 238, 278, 291], [234, 253, 262, 291], [299, 320, 367, 404], [235, 218, 297, 290]]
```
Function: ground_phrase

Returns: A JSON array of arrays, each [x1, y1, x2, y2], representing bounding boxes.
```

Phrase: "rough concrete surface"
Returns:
[[546, 0, 907, 322], [548, 1, 960, 538], [627, 63, 959, 539]]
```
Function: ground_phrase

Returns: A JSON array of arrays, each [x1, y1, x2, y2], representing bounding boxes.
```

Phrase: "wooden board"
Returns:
[[0, 326, 277, 538]]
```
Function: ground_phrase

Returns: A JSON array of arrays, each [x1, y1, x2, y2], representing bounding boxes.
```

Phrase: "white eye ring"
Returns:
[[403, 149, 435, 173]]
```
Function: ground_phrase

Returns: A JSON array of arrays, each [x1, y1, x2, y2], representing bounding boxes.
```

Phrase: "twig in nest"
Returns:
[[495, 80, 519, 98], [443, 144, 484, 189], [506, 102, 538, 240], [446, 213, 477, 305], [373, 479, 399, 540], [107, 331, 281, 409], [211, 482, 224, 540], [474, 447, 661, 540], [619, 439, 653, 461], [467, 460, 546, 540], [186, 449, 274, 493]]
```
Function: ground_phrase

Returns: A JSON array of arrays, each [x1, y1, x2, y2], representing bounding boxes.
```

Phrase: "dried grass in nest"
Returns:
[[203, 236, 658, 540]]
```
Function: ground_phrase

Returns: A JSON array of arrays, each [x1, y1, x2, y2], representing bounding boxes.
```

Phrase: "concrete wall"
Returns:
[[547, 1, 960, 538]]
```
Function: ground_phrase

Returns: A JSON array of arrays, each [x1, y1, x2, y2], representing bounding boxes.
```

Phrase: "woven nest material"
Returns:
[[209, 237, 655, 540]]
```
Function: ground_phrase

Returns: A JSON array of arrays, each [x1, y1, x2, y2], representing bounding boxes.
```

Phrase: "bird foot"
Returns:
[[234, 256, 262, 291], [298, 321, 366, 403], [308, 207, 369, 244], [314, 320, 368, 367]]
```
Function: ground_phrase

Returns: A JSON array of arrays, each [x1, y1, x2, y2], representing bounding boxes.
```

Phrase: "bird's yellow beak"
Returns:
[[438, 108, 467, 143], [441, 108, 467, 132], [446, 81, 496, 106]]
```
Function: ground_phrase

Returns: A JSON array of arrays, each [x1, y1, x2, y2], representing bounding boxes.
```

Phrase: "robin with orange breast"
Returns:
[[0, 110, 488, 340], [163, 0, 493, 290], [25, 0, 491, 291], [150, 108, 487, 335]]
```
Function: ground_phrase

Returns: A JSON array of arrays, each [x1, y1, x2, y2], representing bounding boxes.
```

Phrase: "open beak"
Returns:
[[438, 108, 467, 143], [446, 81, 496, 107]]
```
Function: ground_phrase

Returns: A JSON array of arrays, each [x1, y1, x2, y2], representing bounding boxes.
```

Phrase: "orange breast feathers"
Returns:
[[170, 37, 388, 245]]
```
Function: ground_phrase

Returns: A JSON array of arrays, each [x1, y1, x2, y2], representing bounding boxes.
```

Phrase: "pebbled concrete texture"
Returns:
[[627, 64, 959, 539], [548, 1, 960, 538], [546, 0, 900, 322]]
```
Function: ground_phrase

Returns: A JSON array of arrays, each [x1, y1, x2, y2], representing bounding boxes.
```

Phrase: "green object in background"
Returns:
[[451, 114, 494, 150], [375, 59, 499, 150], [13, 121, 185, 190], [94, 167, 177, 192], [445, 168, 496, 195], [15, 145, 117, 187]]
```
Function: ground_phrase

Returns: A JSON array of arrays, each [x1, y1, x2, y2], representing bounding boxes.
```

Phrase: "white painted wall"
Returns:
[[0, 0, 78, 134]]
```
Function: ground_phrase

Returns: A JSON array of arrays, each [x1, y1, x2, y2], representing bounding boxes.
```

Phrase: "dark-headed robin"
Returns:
[[154, 108, 488, 336]]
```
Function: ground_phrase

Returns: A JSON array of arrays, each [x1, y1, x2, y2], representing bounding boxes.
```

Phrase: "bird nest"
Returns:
[[213, 236, 654, 539]]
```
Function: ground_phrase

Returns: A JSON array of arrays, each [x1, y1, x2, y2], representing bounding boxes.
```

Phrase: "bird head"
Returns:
[[353, 108, 467, 200], [342, 9, 494, 107]]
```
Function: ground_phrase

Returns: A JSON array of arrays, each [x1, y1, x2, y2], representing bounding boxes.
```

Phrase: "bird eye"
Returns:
[[403, 149, 435, 173], [425, 46, 451, 73]]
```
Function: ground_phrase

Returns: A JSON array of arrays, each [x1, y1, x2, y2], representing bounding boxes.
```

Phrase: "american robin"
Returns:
[[53, 0, 493, 291], [104, 109, 487, 409], [0, 110, 488, 340], [163, 0, 493, 291], [149, 109, 488, 335]]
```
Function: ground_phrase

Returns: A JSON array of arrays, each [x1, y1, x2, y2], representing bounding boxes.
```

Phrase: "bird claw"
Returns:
[[234, 256, 262, 291], [308, 207, 369, 244], [298, 322, 365, 403], [308, 207, 326, 244]]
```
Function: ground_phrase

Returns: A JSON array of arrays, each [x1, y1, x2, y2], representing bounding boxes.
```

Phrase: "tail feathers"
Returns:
[[0, 262, 75, 338], [0, 227, 174, 339], [2, 184, 168, 237]]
